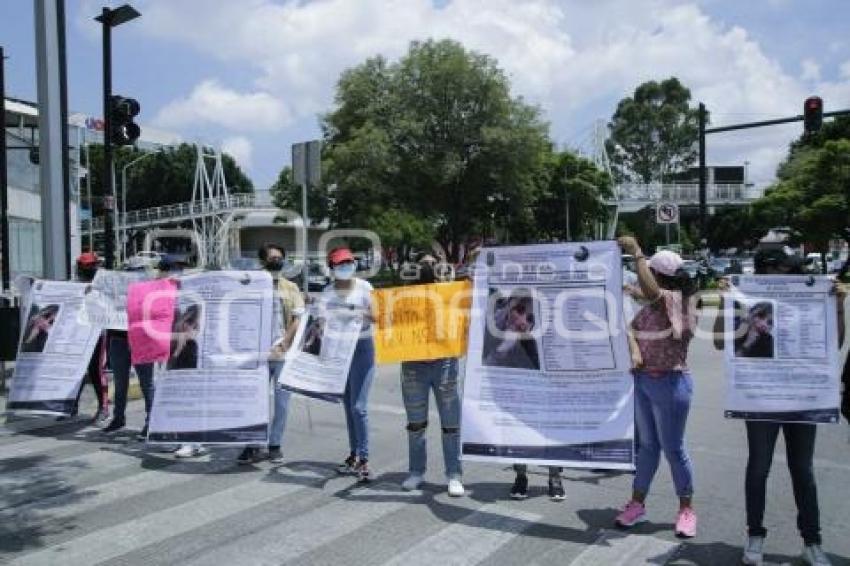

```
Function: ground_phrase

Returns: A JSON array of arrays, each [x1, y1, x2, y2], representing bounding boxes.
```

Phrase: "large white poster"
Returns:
[[84, 269, 149, 330], [8, 280, 102, 415], [147, 271, 274, 444], [278, 304, 362, 402], [724, 275, 840, 423], [461, 242, 634, 470]]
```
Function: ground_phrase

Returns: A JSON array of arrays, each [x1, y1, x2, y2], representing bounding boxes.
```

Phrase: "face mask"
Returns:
[[265, 258, 284, 272], [333, 263, 356, 280]]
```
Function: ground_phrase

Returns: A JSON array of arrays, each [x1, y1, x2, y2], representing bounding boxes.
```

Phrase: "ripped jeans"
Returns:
[[400, 358, 462, 479]]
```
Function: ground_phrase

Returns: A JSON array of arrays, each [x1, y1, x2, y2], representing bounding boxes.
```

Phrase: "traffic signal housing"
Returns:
[[109, 95, 141, 145], [803, 96, 822, 134]]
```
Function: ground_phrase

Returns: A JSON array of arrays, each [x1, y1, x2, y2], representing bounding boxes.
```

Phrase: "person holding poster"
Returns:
[[324, 247, 377, 483], [398, 253, 465, 497], [237, 243, 304, 465], [614, 237, 698, 539], [713, 243, 845, 566]]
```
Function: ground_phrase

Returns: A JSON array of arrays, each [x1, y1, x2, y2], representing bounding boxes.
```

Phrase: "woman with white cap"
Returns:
[[614, 236, 699, 538]]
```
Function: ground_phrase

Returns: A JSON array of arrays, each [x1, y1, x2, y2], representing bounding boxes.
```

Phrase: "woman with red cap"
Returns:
[[322, 247, 378, 482], [614, 236, 699, 539]]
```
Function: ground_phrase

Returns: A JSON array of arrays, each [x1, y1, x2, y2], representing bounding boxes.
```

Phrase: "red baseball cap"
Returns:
[[76, 252, 100, 266], [327, 247, 355, 267]]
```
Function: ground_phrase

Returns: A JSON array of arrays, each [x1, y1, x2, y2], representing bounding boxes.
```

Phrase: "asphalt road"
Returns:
[[1, 308, 848, 565]]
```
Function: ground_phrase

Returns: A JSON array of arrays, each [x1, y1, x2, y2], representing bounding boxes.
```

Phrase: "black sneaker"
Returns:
[[354, 459, 372, 483], [237, 447, 260, 465], [548, 476, 566, 502], [136, 425, 148, 441], [267, 446, 284, 463], [510, 474, 529, 500], [336, 454, 357, 475], [103, 418, 126, 434]]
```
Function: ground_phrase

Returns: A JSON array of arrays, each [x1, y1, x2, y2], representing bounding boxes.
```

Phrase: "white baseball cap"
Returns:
[[649, 250, 684, 277]]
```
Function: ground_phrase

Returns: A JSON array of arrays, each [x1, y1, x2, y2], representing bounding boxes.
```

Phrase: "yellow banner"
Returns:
[[374, 280, 472, 364]]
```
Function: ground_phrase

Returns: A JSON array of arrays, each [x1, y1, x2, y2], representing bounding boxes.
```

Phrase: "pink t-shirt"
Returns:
[[631, 289, 696, 371]]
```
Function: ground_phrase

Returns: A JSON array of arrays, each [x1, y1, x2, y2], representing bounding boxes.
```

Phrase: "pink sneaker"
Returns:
[[615, 500, 646, 528], [675, 507, 697, 538]]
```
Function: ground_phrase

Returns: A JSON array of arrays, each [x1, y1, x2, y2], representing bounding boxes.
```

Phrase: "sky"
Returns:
[[2, 0, 850, 192]]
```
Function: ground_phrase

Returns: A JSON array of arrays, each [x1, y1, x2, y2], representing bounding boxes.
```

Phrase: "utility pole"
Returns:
[[0, 46, 10, 293], [698, 102, 707, 242]]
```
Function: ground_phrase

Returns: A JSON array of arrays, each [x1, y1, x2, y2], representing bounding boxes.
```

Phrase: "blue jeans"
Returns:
[[633, 370, 694, 498], [268, 361, 290, 448], [400, 358, 462, 479], [108, 332, 154, 426], [343, 338, 375, 460]]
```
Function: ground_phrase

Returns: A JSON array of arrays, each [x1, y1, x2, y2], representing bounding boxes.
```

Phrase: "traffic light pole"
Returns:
[[0, 46, 10, 293], [100, 7, 114, 269]]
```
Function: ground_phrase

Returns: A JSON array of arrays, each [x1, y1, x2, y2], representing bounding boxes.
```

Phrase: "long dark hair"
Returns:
[[655, 269, 698, 297]]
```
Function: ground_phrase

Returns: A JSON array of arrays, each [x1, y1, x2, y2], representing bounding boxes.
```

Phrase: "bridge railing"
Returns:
[[614, 183, 764, 203]]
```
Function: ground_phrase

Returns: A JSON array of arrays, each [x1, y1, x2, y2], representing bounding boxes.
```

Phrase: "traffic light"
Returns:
[[803, 96, 823, 134], [109, 95, 141, 145]]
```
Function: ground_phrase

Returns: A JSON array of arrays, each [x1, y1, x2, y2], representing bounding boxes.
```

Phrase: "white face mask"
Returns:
[[333, 263, 356, 280]]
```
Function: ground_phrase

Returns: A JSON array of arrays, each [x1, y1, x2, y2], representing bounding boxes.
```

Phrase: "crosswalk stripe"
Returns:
[[0, 432, 105, 460], [9, 466, 335, 566], [380, 503, 541, 566], [567, 530, 680, 566]]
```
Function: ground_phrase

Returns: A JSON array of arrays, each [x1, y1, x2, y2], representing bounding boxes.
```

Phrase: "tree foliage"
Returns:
[[321, 39, 551, 260], [605, 77, 702, 183], [83, 143, 253, 216], [269, 166, 330, 224]]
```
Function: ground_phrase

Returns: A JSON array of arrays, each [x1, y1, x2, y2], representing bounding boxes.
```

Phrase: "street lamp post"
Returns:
[[120, 151, 155, 263], [95, 4, 139, 269]]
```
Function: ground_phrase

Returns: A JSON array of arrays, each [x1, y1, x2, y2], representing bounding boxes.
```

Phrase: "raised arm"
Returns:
[[618, 236, 661, 303]]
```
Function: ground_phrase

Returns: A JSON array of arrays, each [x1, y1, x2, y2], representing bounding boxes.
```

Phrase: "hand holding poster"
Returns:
[[461, 242, 634, 470], [374, 280, 471, 364], [146, 271, 274, 444], [724, 275, 840, 423], [8, 280, 102, 414]]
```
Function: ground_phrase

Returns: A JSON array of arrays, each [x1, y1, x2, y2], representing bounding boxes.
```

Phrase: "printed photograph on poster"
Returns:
[[21, 304, 60, 353], [733, 300, 775, 359], [168, 302, 202, 370], [481, 287, 540, 370], [300, 315, 326, 357]]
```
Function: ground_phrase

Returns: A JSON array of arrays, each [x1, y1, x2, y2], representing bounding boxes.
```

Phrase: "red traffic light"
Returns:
[[803, 96, 823, 134]]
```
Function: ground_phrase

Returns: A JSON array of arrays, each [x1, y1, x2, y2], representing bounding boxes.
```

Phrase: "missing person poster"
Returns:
[[147, 271, 274, 444], [8, 280, 102, 414], [278, 304, 362, 402], [84, 269, 150, 330], [461, 242, 635, 470], [374, 280, 472, 364], [724, 275, 840, 423]]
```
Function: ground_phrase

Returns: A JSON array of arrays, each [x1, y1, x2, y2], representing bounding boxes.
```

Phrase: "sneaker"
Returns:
[[741, 536, 764, 565], [548, 476, 566, 502], [136, 426, 148, 441], [102, 418, 126, 434], [402, 474, 424, 491], [267, 446, 284, 463], [675, 507, 697, 538], [447, 478, 465, 497], [801, 544, 832, 566], [509, 474, 529, 500], [336, 454, 357, 475], [237, 447, 261, 465], [174, 444, 206, 458], [93, 407, 110, 425], [615, 500, 647, 528], [354, 459, 372, 483]]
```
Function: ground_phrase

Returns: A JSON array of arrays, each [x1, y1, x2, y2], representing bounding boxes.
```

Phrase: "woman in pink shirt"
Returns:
[[615, 236, 699, 538]]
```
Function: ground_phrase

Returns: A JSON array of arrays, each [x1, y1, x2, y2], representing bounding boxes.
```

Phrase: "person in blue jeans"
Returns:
[[102, 331, 154, 439], [397, 252, 464, 496], [325, 247, 377, 483]]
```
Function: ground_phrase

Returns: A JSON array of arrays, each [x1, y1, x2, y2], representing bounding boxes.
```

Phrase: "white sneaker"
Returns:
[[741, 536, 764, 565], [801, 544, 832, 566], [174, 444, 206, 458], [447, 478, 465, 497], [402, 473, 424, 491]]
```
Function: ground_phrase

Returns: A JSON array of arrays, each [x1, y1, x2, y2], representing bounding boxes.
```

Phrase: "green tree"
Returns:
[[605, 77, 703, 183], [269, 166, 330, 224], [705, 206, 764, 253], [83, 143, 253, 216], [321, 39, 549, 260], [531, 149, 613, 241]]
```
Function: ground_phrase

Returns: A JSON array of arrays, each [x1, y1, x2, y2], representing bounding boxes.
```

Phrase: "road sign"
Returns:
[[656, 202, 679, 224]]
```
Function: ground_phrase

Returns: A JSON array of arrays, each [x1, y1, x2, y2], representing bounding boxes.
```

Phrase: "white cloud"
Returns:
[[840, 60, 850, 79], [136, 0, 850, 187], [222, 136, 254, 169], [153, 79, 290, 132]]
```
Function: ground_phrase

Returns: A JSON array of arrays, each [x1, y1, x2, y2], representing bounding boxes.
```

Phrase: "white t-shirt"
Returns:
[[319, 278, 373, 311]]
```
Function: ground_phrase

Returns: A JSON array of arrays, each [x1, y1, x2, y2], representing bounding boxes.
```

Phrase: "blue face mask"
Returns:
[[333, 263, 356, 280]]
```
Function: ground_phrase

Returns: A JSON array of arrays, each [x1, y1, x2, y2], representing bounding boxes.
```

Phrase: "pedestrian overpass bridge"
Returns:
[[610, 182, 764, 213]]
